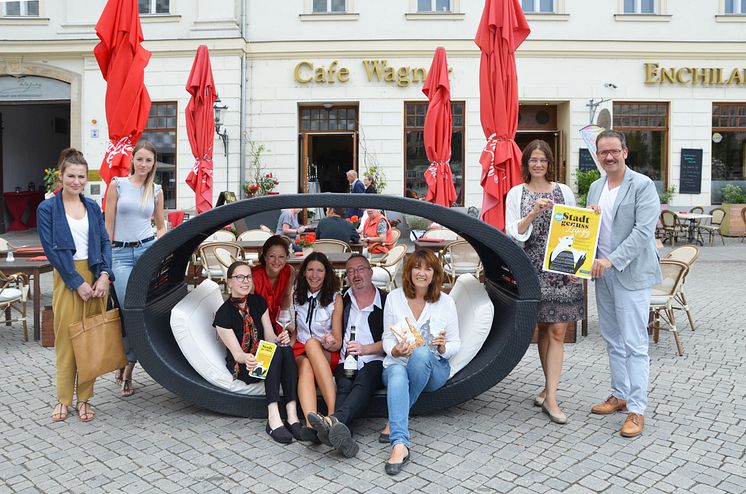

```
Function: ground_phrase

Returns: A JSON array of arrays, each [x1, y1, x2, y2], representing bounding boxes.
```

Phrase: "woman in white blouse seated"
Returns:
[[293, 252, 343, 442], [381, 249, 460, 475]]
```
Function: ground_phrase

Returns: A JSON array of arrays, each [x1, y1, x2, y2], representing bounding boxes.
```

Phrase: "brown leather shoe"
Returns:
[[591, 395, 627, 414], [620, 412, 644, 437]]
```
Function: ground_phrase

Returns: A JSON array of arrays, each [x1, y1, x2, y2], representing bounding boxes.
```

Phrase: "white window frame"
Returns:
[[724, 0, 746, 14], [139, 0, 170, 15], [521, 0, 555, 14], [311, 0, 347, 13], [1, 0, 39, 17], [416, 0, 451, 13], [621, 0, 657, 14]]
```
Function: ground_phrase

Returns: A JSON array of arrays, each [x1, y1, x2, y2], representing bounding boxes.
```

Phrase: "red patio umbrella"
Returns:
[[422, 47, 458, 208], [185, 45, 217, 214], [475, 0, 530, 231], [94, 0, 151, 208]]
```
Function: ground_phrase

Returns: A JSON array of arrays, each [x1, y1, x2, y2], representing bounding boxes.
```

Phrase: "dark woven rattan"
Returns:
[[122, 194, 540, 418]]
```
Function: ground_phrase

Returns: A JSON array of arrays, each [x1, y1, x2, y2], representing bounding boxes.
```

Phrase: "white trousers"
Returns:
[[594, 268, 651, 415]]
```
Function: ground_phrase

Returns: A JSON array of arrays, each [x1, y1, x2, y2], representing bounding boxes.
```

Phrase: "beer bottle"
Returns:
[[343, 326, 358, 378]]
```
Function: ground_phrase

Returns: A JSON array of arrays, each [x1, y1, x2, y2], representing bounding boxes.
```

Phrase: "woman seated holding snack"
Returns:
[[382, 249, 460, 475], [252, 235, 296, 335], [213, 261, 303, 444], [293, 252, 343, 442]]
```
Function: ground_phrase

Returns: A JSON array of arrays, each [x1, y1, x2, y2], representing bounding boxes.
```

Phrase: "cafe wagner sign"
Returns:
[[644, 63, 746, 85], [293, 59, 452, 87]]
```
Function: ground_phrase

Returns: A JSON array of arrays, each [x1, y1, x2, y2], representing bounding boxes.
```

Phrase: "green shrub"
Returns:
[[721, 184, 746, 204], [659, 185, 676, 205], [576, 169, 601, 207]]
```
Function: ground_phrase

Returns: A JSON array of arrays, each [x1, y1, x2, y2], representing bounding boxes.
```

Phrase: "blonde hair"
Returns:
[[132, 140, 158, 209]]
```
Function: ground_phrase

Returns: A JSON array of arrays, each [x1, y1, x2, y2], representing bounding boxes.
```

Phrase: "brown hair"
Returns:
[[521, 139, 554, 183], [259, 235, 291, 266], [596, 129, 627, 149], [227, 260, 251, 279], [132, 139, 158, 209], [402, 249, 443, 303], [57, 148, 88, 174]]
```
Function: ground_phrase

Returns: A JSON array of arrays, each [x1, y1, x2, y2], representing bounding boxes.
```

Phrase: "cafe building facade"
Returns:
[[1, 0, 745, 221]]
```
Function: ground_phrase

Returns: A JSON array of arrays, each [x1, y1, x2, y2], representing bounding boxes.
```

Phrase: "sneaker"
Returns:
[[591, 395, 627, 415], [328, 420, 359, 458]]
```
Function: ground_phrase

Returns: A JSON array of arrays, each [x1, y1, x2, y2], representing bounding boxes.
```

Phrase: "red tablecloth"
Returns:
[[4, 191, 44, 231]]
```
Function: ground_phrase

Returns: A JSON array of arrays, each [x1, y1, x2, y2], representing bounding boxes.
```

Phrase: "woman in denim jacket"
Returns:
[[37, 148, 114, 423]]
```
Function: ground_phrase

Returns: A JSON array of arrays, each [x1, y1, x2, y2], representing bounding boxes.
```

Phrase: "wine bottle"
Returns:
[[343, 325, 358, 378]]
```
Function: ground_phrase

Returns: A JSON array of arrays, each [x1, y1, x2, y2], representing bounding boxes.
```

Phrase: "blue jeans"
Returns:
[[382, 346, 450, 448], [112, 238, 156, 364]]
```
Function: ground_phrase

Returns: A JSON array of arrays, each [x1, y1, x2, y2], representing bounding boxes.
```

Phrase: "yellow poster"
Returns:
[[542, 205, 601, 280]]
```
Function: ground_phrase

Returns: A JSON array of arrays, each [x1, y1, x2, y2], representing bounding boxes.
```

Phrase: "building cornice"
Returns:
[[0, 37, 248, 57]]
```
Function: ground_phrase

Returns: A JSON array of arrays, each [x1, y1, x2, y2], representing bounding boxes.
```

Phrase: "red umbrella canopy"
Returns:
[[474, 0, 530, 231], [94, 0, 151, 205], [422, 47, 458, 208], [185, 45, 217, 214]]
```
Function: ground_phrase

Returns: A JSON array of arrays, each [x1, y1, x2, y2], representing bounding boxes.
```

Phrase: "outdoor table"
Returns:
[[1, 258, 53, 341], [0, 246, 45, 258], [237, 240, 266, 257], [414, 237, 453, 259], [287, 251, 352, 270], [4, 191, 44, 231], [675, 212, 712, 245]]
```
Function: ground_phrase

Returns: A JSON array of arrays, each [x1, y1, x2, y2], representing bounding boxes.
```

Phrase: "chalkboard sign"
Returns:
[[680, 149, 702, 194], [579, 148, 597, 171]]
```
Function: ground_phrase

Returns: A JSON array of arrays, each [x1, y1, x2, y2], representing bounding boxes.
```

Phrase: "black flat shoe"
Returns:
[[307, 412, 332, 446], [384, 453, 410, 476], [286, 421, 305, 441], [378, 432, 390, 444], [266, 422, 293, 444], [329, 421, 359, 458], [297, 425, 321, 444]]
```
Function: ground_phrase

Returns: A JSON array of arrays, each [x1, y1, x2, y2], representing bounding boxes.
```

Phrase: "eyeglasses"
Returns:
[[528, 158, 549, 165], [597, 149, 623, 158], [230, 274, 252, 282], [345, 266, 371, 276]]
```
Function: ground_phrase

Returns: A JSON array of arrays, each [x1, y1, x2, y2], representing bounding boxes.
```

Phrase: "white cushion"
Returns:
[[0, 288, 22, 302], [170, 279, 264, 395], [371, 266, 394, 288], [448, 273, 494, 378]]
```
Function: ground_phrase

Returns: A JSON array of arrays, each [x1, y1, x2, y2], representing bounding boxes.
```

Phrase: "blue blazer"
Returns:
[[587, 167, 662, 291], [37, 192, 114, 291]]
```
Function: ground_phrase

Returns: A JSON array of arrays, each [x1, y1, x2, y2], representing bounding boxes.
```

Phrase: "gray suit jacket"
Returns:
[[587, 167, 662, 291]]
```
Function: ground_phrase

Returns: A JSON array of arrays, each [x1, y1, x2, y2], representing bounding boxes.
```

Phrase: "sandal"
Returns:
[[114, 367, 124, 386], [51, 403, 68, 422], [121, 379, 134, 398], [76, 402, 95, 422]]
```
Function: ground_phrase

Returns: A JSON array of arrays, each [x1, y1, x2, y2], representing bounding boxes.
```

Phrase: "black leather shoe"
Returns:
[[384, 453, 410, 476], [307, 412, 332, 446], [286, 421, 305, 441], [266, 422, 293, 444], [328, 421, 358, 458], [378, 432, 390, 443]]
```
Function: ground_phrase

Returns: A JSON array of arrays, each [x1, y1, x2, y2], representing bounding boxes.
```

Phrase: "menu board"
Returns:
[[579, 148, 597, 171], [679, 149, 702, 194]]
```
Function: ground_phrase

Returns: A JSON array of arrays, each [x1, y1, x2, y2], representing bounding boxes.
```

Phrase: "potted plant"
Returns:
[[719, 184, 746, 236], [575, 169, 600, 207], [295, 232, 316, 256], [405, 214, 431, 241], [243, 142, 279, 197], [659, 185, 676, 209], [43, 167, 60, 198]]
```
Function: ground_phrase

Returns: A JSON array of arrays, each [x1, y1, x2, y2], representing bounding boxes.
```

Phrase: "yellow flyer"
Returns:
[[250, 340, 277, 380], [542, 205, 601, 280]]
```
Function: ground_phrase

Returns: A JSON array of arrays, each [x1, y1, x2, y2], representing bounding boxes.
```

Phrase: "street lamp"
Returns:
[[213, 96, 229, 157]]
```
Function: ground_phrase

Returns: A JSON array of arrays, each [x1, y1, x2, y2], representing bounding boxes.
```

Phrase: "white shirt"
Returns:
[[505, 183, 576, 247], [294, 290, 339, 344], [382, 288, 460, 368], [597, 182, 620, 260], [67, 212, 89, 260], [343, 288, 383, 369]]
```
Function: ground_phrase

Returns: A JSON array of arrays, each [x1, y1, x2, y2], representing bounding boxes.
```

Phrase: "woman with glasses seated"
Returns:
[[505, 139, 583, 425], [213, 261, 303, 444]]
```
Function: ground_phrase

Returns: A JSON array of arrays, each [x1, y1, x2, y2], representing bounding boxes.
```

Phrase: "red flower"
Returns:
[[306, 232, 316, 243], [350, 215, 359, 223]]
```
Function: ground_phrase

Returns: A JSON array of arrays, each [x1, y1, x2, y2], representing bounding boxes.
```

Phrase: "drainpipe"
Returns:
[[239, 0, 248, 197]]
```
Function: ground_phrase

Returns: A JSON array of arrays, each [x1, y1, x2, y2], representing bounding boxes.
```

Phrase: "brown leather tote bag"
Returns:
[[70, 297, 127, 382]]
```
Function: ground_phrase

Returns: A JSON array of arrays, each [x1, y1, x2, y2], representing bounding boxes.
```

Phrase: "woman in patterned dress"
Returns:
[[506, 140, 584, 424]]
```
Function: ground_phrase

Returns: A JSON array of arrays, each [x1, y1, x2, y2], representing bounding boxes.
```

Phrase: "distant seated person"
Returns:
[[276, 208, 305, 252], [405, 189, 419, 200], [316, 208, 360, 244], [361, 208, 393, 254]]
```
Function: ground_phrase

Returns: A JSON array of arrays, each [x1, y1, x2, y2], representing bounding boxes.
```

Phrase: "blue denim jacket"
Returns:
[[37, 192, 114, 291]]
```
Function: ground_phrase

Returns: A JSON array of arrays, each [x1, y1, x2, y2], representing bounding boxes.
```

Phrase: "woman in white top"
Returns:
[[292, 252, 343, 442], [381, 249, 460, 475], [505, 139, 584, 425], [104, 140, 166, 397]]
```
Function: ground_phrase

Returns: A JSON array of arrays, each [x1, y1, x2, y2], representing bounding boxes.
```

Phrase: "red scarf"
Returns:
[[230, 296, 260, 379], [252, 264, 292, 334]]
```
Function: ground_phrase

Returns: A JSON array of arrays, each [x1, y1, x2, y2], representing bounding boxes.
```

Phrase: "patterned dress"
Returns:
[[520, 184, 585, 323]]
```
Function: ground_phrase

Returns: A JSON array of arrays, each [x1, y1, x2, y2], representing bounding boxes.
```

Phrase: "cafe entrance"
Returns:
[[516, 104, 566, 183]]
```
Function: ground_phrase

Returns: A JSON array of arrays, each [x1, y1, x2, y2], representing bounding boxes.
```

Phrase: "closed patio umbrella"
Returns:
[[422, 47, 458, 208], [475, 0, 530, 231], [185, 45, 217, 214], [94, 0, 151, 208]]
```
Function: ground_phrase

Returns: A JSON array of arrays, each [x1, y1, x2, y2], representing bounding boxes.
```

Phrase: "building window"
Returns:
[[1, 1, 39, 16], [417, 0, 451, 12], [313, 0, 346, 13], [141, 102, 177, 209], [522, 0, 554, 13], [300, 107, 357, 131], [404, 101, 464, 206], [613, 102, 668, 192], [725, 0, 746, 14], [711, 103, 746, 203], [138, 0, 169, 15], [623, 0, 655, 13]]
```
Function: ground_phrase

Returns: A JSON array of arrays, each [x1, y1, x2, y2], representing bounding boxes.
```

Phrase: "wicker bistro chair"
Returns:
[[258, 224, 273, 234], [367, 227, 401, 254], [0, 271, 30, 341], [237, 229, 272, 242], [741, 207, 746, 243], [312, 239, 351, 254], [688, 207, 706, 244], [421, 227, 460, 241], [662, 244, 700, 331], [699, 207, 726, 246], [659, 210, 684, 246], [442, 240, 483, 285], [370, 244, 407, 291], [198, 241, 245, 292], [648, 260, 689, 356]]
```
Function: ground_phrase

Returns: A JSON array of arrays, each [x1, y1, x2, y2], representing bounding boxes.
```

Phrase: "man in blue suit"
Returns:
[[345, 169, 365, 218], [586, 130, 661, 438]]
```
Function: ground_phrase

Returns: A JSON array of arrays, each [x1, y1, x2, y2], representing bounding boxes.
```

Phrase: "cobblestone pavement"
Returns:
[[1, 230, 745, 493]]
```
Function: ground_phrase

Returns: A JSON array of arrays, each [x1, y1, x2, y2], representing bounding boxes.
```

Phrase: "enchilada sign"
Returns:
[[542, 205, 601, 280], [644, 63, 746, 85]]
